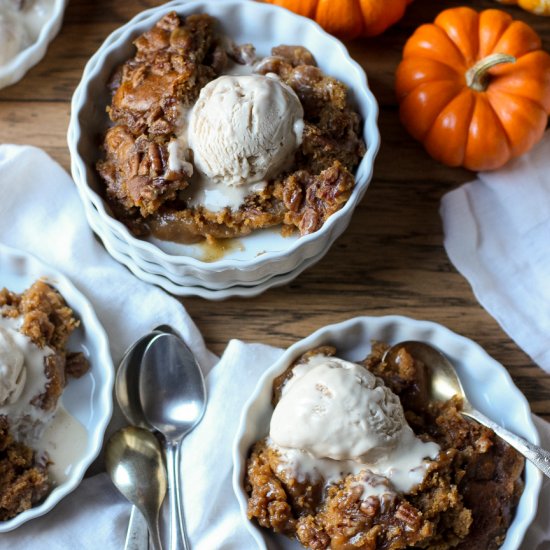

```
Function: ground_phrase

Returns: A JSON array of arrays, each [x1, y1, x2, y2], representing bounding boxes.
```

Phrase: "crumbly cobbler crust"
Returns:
[[0, 281, 89, 520], [245, 343, 524, 550], [0, 416, 49, 521], [97, 12, 365, 242]]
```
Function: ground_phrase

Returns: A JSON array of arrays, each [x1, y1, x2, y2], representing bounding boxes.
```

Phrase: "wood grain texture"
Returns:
[[1, 0, 549, 419]]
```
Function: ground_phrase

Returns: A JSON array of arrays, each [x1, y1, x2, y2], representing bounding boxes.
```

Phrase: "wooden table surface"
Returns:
[[0, 0, 549, 420]]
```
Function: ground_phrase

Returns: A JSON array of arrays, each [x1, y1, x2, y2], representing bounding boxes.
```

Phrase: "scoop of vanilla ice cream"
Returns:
[[0, 326, 26, 407], [270, 357, 407, 462], [188, 74, 304, 186]]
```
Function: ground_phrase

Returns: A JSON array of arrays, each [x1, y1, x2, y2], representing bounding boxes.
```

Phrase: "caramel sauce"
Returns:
[[149, 217, 203, 245], [199, 237, 244, 262], [148, 214, 244, 262]]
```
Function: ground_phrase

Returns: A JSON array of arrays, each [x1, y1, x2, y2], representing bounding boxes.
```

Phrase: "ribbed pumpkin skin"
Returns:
[[496, 0, 550, 16], [395, 7, 550, 171], [263, 0, 413, 38]]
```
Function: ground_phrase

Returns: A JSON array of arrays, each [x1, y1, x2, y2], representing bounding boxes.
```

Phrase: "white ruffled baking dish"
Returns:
[[0, 242, 113, 532], [69, 135, 332, 297], [68, 0, 380, 285], [233, 316, 541, 550]]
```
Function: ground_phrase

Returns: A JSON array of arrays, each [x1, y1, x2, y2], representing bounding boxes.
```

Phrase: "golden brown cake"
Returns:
[[0, 416, 49, 521], [97, 12, 365, 243], [245, 343, 524, 550]]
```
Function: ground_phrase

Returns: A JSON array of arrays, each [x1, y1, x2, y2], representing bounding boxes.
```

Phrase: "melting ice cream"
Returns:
[[0, 316, 53, 444], [269, 355, 440, 496], [177, 73, 304, 211]]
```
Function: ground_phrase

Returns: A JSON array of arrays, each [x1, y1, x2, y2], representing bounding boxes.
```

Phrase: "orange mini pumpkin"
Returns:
[[263, 0, 413, 38], [496, 0, 550, 16], [396, 7, 550, 171]]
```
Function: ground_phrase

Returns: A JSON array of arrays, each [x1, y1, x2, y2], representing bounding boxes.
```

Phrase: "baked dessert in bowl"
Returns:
[[0, 243, 112, 531], [233, 317, 541, 549], [0, 0, 67, 90], [0, 279, 87, 520], [97, 12, 365, 243], [68, 0, 379, 287]]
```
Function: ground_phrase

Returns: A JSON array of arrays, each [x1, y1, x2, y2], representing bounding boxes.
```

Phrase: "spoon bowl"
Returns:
[[140, 333, 206, 435], [105, 426, 167, 550], [384, 340, 467, 404], [139, 332, 207, 550], [116, 331, 163, 428], [116, 326, 179, 427], [384, 340, 550, 479]]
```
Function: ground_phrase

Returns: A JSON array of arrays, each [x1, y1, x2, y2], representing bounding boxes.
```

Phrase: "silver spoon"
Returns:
[[115, 325, 177, 549], [384, 340, 550, 478], [105, 427, 167, 550], [116, 326, 176, 427], [139, 332, 207, 550]]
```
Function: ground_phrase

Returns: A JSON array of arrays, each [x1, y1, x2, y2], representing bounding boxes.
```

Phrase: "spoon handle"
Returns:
[[466, 408, 550, 479], [166, 440, 190, 550], [142, 508, 163, 550], [125, 505, 150, 550]]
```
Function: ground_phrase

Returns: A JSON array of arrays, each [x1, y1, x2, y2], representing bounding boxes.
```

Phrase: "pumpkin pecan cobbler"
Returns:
[[0, 281, 89, 520], [245, 343, 524, 549], [97, 12, 365, 243]]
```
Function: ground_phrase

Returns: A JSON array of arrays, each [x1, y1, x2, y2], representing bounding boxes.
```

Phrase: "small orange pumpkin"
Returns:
[[496, 0, 550, 16], [262, 0, 414, 38], [396, 7, 550, 171]]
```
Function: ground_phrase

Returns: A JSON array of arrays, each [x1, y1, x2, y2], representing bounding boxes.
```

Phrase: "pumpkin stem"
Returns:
[[465, 53, 516, 92]]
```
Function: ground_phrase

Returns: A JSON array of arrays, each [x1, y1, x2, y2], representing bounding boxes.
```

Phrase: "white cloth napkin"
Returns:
[[0, 145, 217, 370], [441, 132, 550, 372], [0, 144, 548, 549], [0, 143, 213, 540]]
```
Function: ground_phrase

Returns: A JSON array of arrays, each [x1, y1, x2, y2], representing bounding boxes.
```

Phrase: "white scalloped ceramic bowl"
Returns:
[[0, 0, 67, 90], [0, 243, 113, 531], [233, 317, 541, 550], [70, 130, 330, 291], [82, 188, 327, 299], [71, 152, 331, 298], [68, 0, 379, 285]]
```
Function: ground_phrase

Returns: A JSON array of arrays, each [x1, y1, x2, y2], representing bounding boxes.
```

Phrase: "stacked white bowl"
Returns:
[[68, 0, 380, 300]]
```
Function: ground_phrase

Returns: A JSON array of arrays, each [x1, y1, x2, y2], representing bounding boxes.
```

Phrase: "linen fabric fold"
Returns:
[[0, 145, 217, 370], [441, 132, 550, 372]]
